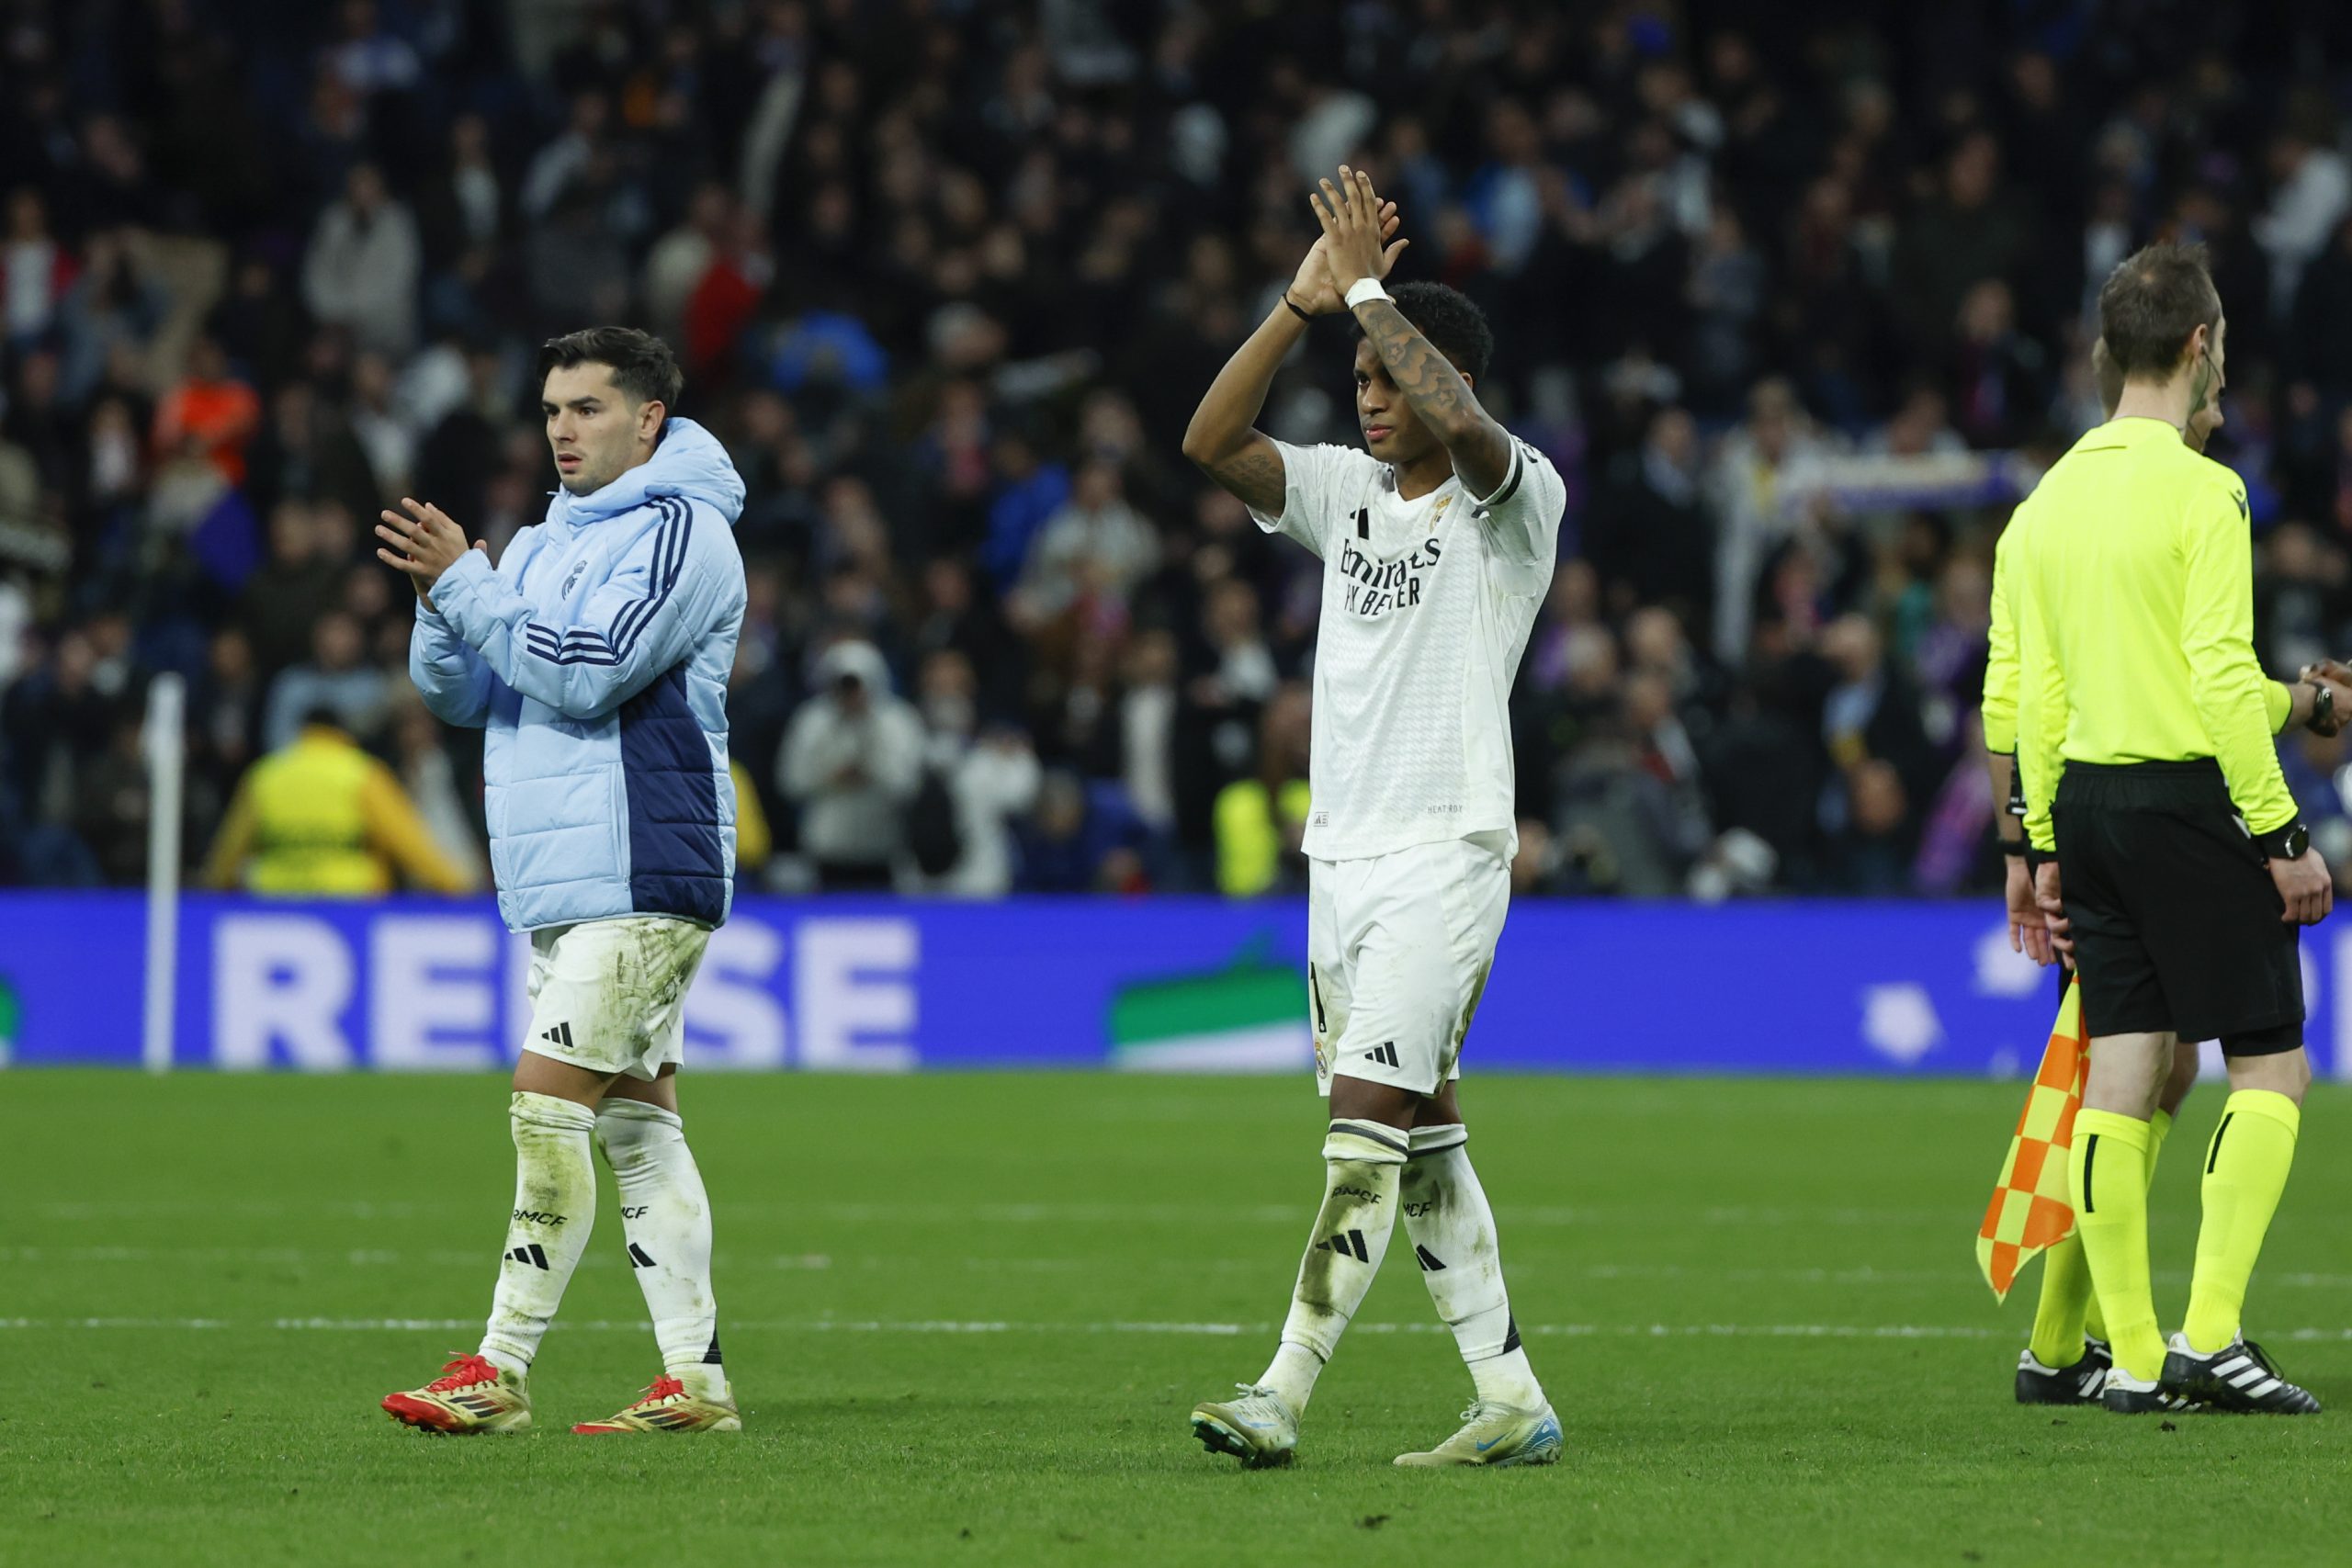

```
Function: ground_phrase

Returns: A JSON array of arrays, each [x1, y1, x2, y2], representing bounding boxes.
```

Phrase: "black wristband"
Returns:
[[2000, 845, 2027, 860], [1282, 293, 1313, 323]]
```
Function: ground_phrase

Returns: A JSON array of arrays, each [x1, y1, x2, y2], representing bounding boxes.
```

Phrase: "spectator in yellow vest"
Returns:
[[1214, 682, 1313, 897], [202, 709, 475, 895]]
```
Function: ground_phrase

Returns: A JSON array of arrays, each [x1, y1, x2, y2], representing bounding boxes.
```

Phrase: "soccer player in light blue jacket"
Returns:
[[375, 327, 750, 1437]]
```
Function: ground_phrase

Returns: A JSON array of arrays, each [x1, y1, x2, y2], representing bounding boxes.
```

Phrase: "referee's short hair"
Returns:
[[2098, 243, 2222, 381], [539, 326, 684, 411]]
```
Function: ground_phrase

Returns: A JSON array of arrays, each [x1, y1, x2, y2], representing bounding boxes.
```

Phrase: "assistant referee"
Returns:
[[2013, 242, 2337, 1416]]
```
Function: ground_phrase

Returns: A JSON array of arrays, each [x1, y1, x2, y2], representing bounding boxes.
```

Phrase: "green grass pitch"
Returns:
[[5, 1071, 2348, 1566]]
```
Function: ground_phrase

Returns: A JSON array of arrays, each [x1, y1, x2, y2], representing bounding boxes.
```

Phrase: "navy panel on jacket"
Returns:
[[618, 665, 725, 924]]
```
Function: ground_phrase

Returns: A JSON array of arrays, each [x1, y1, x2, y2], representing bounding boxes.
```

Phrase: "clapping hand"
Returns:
[[1307, 165, 1409, 300], [1288, 176, 1403, 316], [378, 498, 486, 603]]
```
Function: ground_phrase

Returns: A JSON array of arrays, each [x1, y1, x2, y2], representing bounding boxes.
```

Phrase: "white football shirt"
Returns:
[[1251, 434, 1565, 863]]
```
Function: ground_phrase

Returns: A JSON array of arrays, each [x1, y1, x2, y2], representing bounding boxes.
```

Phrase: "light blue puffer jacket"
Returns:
[[410, 418, 748, 932]]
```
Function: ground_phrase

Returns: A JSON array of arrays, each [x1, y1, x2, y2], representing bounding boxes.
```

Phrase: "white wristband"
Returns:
[[1344, 277, 1391, 310]]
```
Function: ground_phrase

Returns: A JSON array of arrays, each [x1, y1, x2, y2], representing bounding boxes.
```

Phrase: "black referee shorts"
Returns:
[[2052, 760, 2303, 1056]]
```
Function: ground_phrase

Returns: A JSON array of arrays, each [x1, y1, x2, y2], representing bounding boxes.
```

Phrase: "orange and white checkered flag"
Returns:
[[1975, 976, 2088, 1302]]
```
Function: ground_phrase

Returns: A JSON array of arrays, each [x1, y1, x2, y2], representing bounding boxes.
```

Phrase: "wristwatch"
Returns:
[[2307, 678, 2337, 735], [2255, 818, 2311, 862]]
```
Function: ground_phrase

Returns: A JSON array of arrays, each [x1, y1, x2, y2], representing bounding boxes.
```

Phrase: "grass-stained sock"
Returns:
[[1261, 1120, 1408, 1414], [481, 1092, 599, 1374]]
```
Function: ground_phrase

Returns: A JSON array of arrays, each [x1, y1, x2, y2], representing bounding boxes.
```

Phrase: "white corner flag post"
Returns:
[[141, 672, 187, 1075]]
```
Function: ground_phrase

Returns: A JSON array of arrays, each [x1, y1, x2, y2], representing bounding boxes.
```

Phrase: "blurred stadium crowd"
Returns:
[[9, 0, 2352, 898]]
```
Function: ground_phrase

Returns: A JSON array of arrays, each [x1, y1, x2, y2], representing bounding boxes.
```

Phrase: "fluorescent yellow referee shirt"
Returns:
[[2009, 417, 2293, 852]]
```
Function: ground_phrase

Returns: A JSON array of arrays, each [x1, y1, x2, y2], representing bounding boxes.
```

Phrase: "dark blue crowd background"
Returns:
[[8, 0, 2352, 900]]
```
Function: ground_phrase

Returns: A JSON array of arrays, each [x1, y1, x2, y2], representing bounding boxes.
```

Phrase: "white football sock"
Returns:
[[595, 1099, 727, 1399], [1401, 1124, 1544, 1408], [480, 1092, 599, 1377], [1261, 1119, 1408, 1415]]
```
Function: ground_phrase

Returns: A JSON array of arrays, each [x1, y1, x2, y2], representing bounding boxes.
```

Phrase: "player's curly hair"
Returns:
[[539, 325, 684, 410], [1358, 281, 1494, 383]]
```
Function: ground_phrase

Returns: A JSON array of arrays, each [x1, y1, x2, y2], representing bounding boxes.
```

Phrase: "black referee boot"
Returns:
[[2161, 1335, 2323, 1414], [2015, 1337, 2110, 1404]]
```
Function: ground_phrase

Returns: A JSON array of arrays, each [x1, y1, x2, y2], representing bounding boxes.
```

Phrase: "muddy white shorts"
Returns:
[[522, 916, 712, 1081], [1308, 829, 1511, 1099]]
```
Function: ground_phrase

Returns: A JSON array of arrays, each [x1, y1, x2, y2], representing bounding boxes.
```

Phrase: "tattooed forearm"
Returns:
[[1208, 437, 1287, 515], [1352, 299, 1511, 492]]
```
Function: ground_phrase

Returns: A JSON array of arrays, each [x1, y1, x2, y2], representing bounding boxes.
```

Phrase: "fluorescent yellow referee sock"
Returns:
[[2183, 1090, 2301, 1353], [2029, 1235, 2094, 1367], [2069, 1110, 2163, 1382], [2077, 1106, 2169, 1347]]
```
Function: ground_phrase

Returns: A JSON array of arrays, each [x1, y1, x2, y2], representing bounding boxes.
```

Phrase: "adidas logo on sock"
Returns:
[[506, 1243, 549, 1269], [1361, 1043, 1400, 1069], [1414, 1243, 1447, 1272], [626, 1243, 658, 1269], [539, 1021, 575, 1050], [1313, 1229, 1371, 1262]]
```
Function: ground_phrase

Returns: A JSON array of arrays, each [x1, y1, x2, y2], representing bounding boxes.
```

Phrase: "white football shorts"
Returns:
[[1308, 829, 1511, 1099], [522, 915, 712, 1081]]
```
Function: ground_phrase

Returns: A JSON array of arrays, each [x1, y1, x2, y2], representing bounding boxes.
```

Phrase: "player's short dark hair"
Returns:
[[1357, 280, 1494, 382], [2098, 243, 2222, 380], [538, 326, 683, 410]]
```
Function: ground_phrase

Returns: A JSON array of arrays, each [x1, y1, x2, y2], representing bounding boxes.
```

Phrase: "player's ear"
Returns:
[[639, 399, 667, 442]]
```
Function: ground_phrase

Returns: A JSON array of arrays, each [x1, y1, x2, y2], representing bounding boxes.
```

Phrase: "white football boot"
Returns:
[[1190, 1384, 1300, 1468], [1394, 1400, 1564, 1467]]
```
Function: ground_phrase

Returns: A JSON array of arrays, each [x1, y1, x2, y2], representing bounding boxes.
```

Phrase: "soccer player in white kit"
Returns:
[[1181, 168, 1566, 1468]]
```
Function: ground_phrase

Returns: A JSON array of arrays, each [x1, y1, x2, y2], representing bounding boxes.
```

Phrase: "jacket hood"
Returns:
[[814, 637, 894, 695], [550, 417, 746, 527]]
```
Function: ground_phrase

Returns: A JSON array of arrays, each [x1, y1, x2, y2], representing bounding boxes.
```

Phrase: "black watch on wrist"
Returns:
[[2256, 818, 2310, 862], [2307, 679, 2336, 734]]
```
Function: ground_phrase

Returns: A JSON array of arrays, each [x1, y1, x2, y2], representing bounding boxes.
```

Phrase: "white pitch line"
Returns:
[[0, 1317, 2015, 1338], [26, 1199, 1953, 1228], [0, 1246, 836, 1271], [11, 1244, 2350, 1292]]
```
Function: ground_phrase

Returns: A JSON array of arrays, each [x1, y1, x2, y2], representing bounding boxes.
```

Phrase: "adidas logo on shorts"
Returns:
[[539, 1021, 575, 1049], [1362, 1043, 1400, 1068]]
